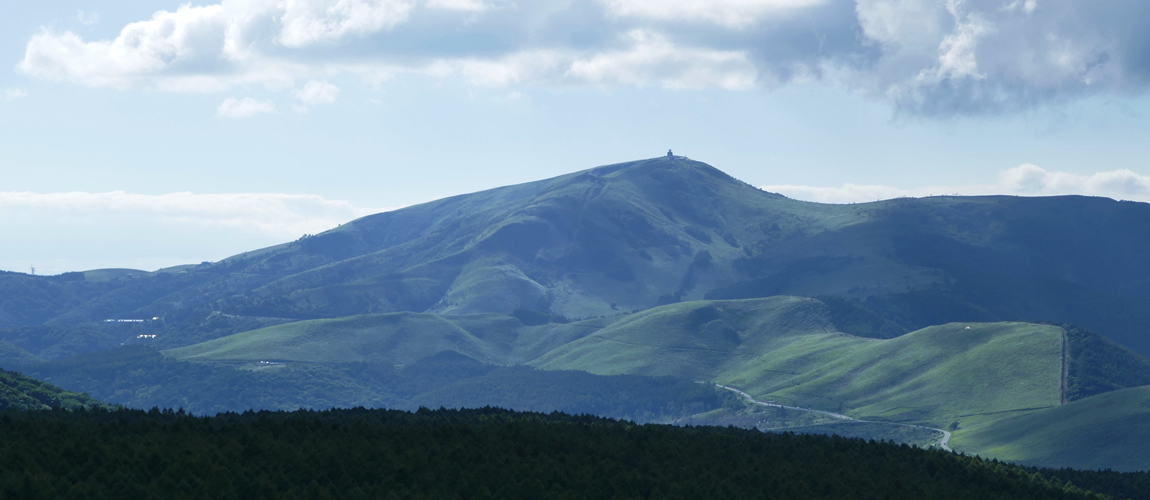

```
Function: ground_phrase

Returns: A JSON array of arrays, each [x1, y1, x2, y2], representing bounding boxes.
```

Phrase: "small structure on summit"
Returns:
[[667, 149, 673, 157]]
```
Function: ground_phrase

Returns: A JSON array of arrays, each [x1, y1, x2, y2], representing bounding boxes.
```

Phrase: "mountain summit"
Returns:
[[222, 156, 814, 319]]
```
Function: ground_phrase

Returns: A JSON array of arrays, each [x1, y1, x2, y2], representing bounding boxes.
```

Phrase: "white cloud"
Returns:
[[0, 191, 384, 236], [0, 191, 394, 274], [278, 0, 413, 47], [857, 0, 1150, 114], [763, 164, 1150, 204], [217, 97, 276, 118], [77, 11, 100, 26], [20, 5, 230, 91], [17, 0, 1150, 115], [295, 80, 340, 105], [930, 1, 989, 80], [1, 88, 28, 101], [600, 0, 824, 27], [996, 164, 1150, 198], [762, 183, 916, 203], [449, 32, 757, 89], [426, 0, 491, 12], [1003, 0, 1038, 15], [17, 1, 409, 91], [566, 30, 758, 90]]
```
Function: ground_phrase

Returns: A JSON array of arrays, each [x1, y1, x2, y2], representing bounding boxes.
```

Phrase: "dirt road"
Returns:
[[715, 384, 952, 452]]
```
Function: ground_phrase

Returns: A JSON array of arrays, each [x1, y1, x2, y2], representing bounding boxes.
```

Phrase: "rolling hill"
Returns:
[[953, 385, 1150, 472], [0, 368, 108, 411], [532, 301, 1064, 426], [166, 297, 1147, 429]]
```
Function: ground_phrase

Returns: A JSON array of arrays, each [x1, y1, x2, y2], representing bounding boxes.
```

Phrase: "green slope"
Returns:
[[954, 386, 1150, 472], [530, 296, 844, 379], [741, 322, 1062, 424], [166, 312, 607, 366], [534, 299, 1065, 426], [187, 295, 1071, 428], [1, 367, 109, 411]]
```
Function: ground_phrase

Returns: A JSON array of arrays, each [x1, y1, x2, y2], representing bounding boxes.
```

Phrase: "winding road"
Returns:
[[715, 384, 952, 452]]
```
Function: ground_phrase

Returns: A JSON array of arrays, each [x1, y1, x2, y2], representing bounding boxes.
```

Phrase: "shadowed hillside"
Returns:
[[954, 386, 1150, 472]]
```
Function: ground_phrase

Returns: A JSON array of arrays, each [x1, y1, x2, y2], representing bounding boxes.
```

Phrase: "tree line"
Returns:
[[1, 406, 1144, 499]]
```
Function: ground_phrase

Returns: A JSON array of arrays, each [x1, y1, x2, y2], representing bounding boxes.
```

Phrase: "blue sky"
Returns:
[[2, 0, 1150, 274]]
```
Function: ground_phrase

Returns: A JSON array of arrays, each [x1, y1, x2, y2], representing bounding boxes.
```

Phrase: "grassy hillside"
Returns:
[[530, 296, 844, 379], [167, 297, 1092, 429], [953, 386, 1150, 472], [0, 368, 108, 411], [745, 322, 1063, 425], [25, 346, 721, 421], [534, 299, 1065, 427], [166, 311, 606, 366]]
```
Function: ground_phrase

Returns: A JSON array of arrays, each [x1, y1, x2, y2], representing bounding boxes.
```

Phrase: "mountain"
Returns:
[[5, 156, 1150, 359]]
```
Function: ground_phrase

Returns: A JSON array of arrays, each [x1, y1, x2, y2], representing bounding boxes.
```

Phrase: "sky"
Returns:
[[2, 0, 1150, 274]]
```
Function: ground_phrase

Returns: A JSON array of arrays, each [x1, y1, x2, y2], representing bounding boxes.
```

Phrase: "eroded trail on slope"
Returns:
[[715, 384, 952, 452]]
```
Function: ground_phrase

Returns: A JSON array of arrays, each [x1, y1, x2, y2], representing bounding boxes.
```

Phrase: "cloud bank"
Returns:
[[18, 0, 1150, 115], [0, 191, 384, 236], [764, 164, 1150, 203], [0, 191, 392, 275]]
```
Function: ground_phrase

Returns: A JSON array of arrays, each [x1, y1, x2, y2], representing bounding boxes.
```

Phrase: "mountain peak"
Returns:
[[573, 155, 744, 191]]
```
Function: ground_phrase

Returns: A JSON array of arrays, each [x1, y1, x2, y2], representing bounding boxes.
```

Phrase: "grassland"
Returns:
[[170, 296, 1068, 431], [532, 299, 1064, 427], [167, 312, 609, 366], [952, 386, 1150, 472], [742, 322, 1064, 425]]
